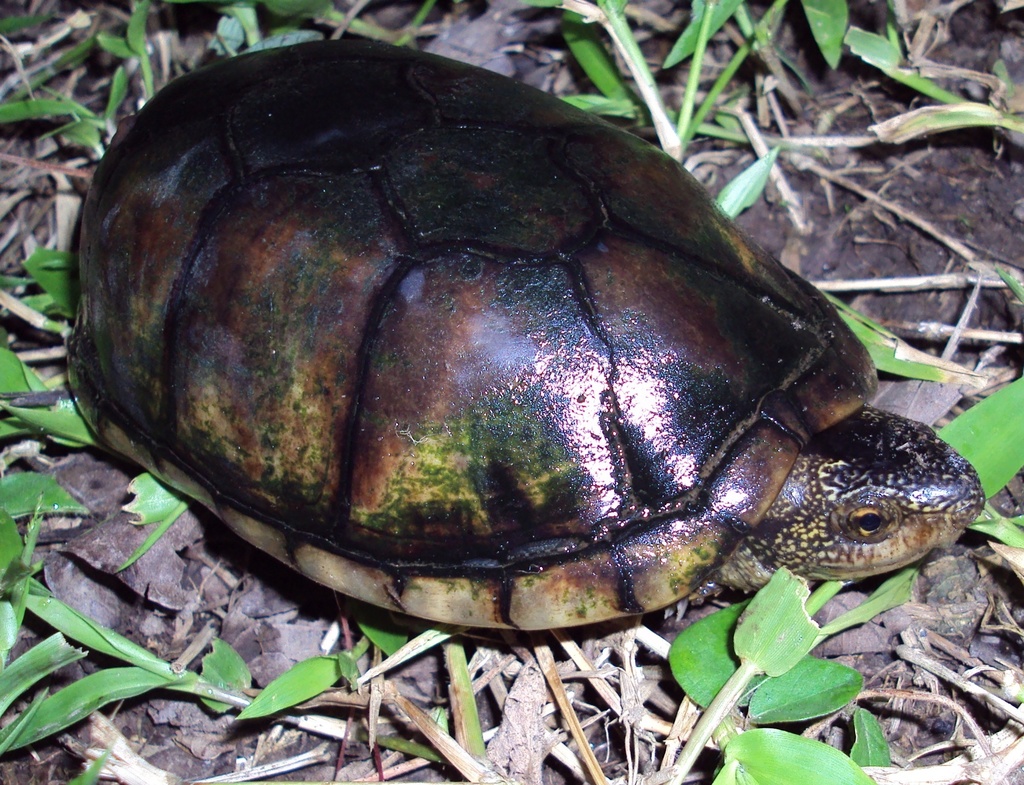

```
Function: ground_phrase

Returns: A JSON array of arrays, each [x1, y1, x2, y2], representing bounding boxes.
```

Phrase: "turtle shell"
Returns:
[[69, 40, 876, 628]]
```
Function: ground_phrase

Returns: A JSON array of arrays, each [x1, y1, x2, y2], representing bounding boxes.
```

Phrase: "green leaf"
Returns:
[[0, 97, 96, 124], [125, 0, 151, 57], [116, 474, 190, 570], [96, 32, 133, 59], [850, 708, 891, 767], [664, 0, 744, 68], [734, 569, 817, 677], [0, 690, 46, 757], [668, 602, 745, 707], [69, 749, 109, 785], [831, 298, 980, 385], [0, 507, 22, 572], [0, 346, 47, 393], [350, 599, 410, 657], [0, 666, 175, 751], [237, 655, 344, 719], [716, 149, 778, 219], [971, 513, 1024, 548], [844, 28, 962, 104], [25, 592, 178, 678], [47, 119, 103, 154], [103, 66, 130, 122], [719, 728, 875, 785], [801, 0, 848, 69], [1, 399, 97, 447], [22, 249, 79, 317], [817, 568, 914, 638], [748, 656, 862, 723], [260, 0, 331, 18], [0, 633, 86, 718], [0, 15, 50, 35], [210, 14, 246, 55], [563, 12, 630, 101], [940, 375, 1024, 499], [0, 473, 89, 518], [247, 30, 324, 52], [843, 27, 899, 70], [560, 94, 638, 118], [123, 474, 187, 524], [201, 638, 251, 713]]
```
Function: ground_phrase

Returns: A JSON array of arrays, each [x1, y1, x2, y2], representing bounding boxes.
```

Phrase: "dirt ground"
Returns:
[[1, 0, 1023, 783]]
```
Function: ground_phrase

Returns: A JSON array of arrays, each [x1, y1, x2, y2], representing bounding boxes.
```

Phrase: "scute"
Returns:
[[69, 40, 881, 628]]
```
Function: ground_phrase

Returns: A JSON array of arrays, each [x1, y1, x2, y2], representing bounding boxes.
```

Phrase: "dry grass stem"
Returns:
[[881, 321, 1022, 346], [811, 272, 1013, 293], [736, 109, 809, 233], [534, 638, 610, 785], [791, 154, 980, 262], [895, 646, 1024, 727], [386, 685, 493, 782], [357, 626, 459, 685]]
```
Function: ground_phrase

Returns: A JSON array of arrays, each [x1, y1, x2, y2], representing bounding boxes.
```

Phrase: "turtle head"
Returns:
[[715, 405, 984, 592]]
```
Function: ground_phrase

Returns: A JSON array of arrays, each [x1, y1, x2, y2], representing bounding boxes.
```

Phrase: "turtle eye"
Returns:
[[847, 507, 888, 539]]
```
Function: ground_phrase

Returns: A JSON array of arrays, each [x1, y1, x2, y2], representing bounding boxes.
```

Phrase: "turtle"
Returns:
[[67, 40, 984, 629]]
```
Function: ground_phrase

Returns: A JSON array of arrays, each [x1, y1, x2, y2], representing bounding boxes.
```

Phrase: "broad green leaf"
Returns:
[[0, 508, 22, 572], [844, 28, 961, 104], [201, 638, 251, 713], [124, 473, 188, 524], [46, 119, 103, 154], [237, 655, 344, 719], [261, 0, 331, 18], [941, 375, 1024, 498], [844, 27, 899, 70], [716, 149, 778, 218], [832, 298, 981, 385], [801, 0, 848, 69], [668, 602, 746, 706], [560, 94, 638, 118], [0, 473, 88, 518], [351, 599, 410, 657], [719, 728, 875, 785], [125, 0, 151, 56], [103, 66, 129, 121], [117, 474, 189, 570], [22, 249, 79, 317], [971, 514, 1024, 548], [734, 569, 817, 677], [0, 347, 46, 393], [70, 749, 109, 785], [247, 30, 324, 52], [210, 14, 246, 55], [850, 708, 891, 767], [748, 656, 862, 723]]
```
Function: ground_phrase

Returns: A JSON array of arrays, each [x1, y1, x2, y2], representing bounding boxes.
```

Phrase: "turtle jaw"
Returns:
[[714, 405, 985, 592]]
